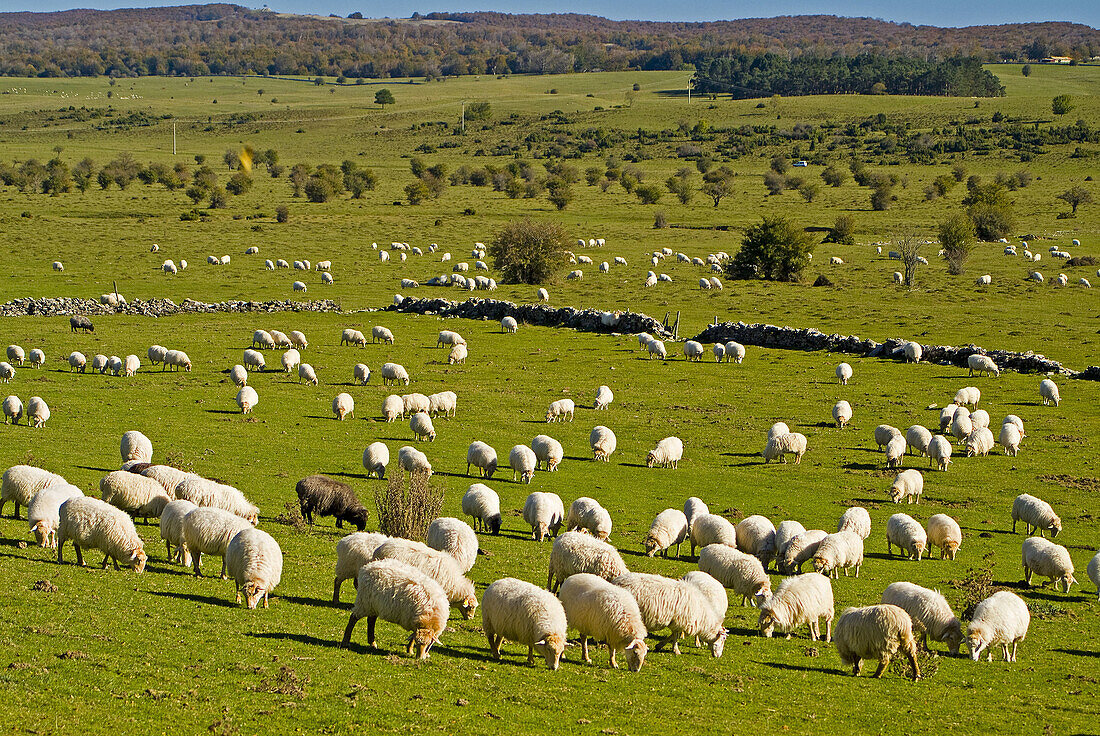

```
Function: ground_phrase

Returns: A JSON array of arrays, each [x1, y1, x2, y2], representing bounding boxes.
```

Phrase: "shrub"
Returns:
[[305, 177, 336, 203], [870, 184, 894, 211], [964, 183, 1015, 240], [489, 219, 568, 285], [825, 215, 856, 244], [404, 180, 430, 205], [769, 155, 789, 174], [763, 170, 785, 195], [1051, 94, 1074, 116], [939, 214, 976, 275], [727, 215, 815, 282], [635, 183, 662, 205], [653, 210, 668, 229], [547, 179, 573, 210], [821, 165, 846, 187], [225, 172, 252, 195], [798, 182, 819, 202], [373, 469, 444, 542], [275, 205, 289, 223], [208, 187, 229, 209]]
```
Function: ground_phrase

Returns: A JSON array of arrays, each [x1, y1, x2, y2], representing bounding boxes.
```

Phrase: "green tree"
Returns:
[[375, 88, 396, 110], [489, 219, 568, 284], [727, 215, 815, 282], [225, 172, 252, 195], [665, 173, 694, 205], [1056, 185, 1092, 215], [938, 214, 975, 275], [635, 183, 662, 205], [798, 182, 820, 202], [223, 149, 240, 170], [701, 166, 735, 207], [546, 178, 573, 210], [825, 214, 856, 244], [465, 101, 491, 120], [1051, 94, 1074, 116], [288, 163, 309, 197], [821, 165, 846, 187], [404, 180, 430, 204], [208, 186, 229, 209], [963, 182, 1015, 240], [72, 157, 95, 194], [1021, 64, 1031, 77]]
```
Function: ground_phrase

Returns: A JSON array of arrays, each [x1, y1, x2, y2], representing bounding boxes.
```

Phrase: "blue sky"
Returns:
[[0, 0, 1095, 28]]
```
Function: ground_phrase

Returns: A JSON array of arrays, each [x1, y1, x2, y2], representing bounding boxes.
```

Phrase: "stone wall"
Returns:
[[0, 297, 341, 318]]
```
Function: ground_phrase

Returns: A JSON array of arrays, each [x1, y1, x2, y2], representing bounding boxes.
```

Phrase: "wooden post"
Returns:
[[673, 311, 680, 339]]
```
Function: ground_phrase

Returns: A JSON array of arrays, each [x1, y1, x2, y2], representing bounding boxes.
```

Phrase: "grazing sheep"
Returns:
[[836, 362, 853, 385], [332, 532, 390, 603], [69, 316, 94, 333], [236, 386, 259, 414], [588, 425, 618, 462], [381, 394, 404, 423], [330, 392, 354, 421], [242, 349, 265, 372], [1012, 493, 1061, 537], [537, 288, 549, 302], [889, 469, 923, 504], [939, 405, 959, 433], [462, 483, 501, 534], [348, 363, 371, 386], [953, 386, 981, 407], [6, 345, 25, 366], [965, 427, 995, 457], [886, 513, 927, 561], [722, 341, 746, 364], [292, 281, 307, 292], [296, 475, 368, 530], [736, 515, 777, 568], [175, 477, 258, 524], [559, 573, 648, 671], [140, 465, 193, 497], [264, 259, 274, 270], [777, 530, 829, 575], [767, 422, 791, 441], [1087, 552, 1100, 601], [834, 605, 920, 680], [3, 395, 22, 424], [380, 363, 410, 386], [1039, 378, 1060, 407], [57, 496, 147, 572], [566, 497, 613, 540], [160, 350, 190, 372], [27, 483, 84, 548], [428, 391, 458, 418], [435, 330, 464, 348], [531, 435, 564, 472], [28, 349, 44, 369], [832, 400, 853, 428], [3, 467, 68, 520], [712, 344, 726, 362], [928, 435, 952, 471], [593, 385, 613, 411], [482, 577, 568, 670], [498, 316, 519, 335], [53, 261, 64, 271], [837, 507, 872, 539], [763, 432, 808, 464], [25, 397, 49, 428], [281, 349, 301, 374], [774, 523, 806, 560], [547, 531, 628, 593], [647, 339, 667, 360], [884, 434, 907, 468], [342, 559, 449, 659], [341, 328, 367, 347], [881, 582, 962, 655], [967, 354, 1000, 378], [100, 470, 171, 523], [926, 514, 962, 560], [545, 399, 575, 423], [967, 591, 1030, 662], [182, 507, 252, 578], [698, 544, 771, 605], [509, 444, 537, 484], [397, 445, 433, 476], [1022, 537, 1077, 593], [464, 441, 498, 479], [405, 411, 434, 443], [613, 572, 727, 656], [812, 531, 864, 578], [524, 492, 565, 542], [645, 509, 689, 558], [297, 363, 318, 386], [89, 354, 108, 374], [67, 352, 86, 373], [372, 538, 478, 618], [690, 513, 737, 556], [160, 499, 198, 565], [225, 528, 282, 609], [758, 572, 834, 641], [683, 497, 709, 536], [426, 517, 478, 573], [905, 425, 932, 456], [252, 330, 275, 350], [646, 436, 684, 469], [683, 341, 705, 361], [874, 424, 901, 450], [123, 354, 140, 377], [903, 341, 922, 363], [998, 422, 1022, 456], [361, 442, 390, 480]]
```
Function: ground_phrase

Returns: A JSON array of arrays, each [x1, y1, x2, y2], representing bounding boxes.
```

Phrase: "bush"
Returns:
[[939, 214, 976, 275], [489, 219, 568, 285], [635, 183, 662, 205], [798, 182, 820, 202], [547, 179, 573, 210], [404, 180, 430, 205], [305, 177, 336, 203], [825, 214, 856, 244], [763, 170, 785, 195], [964, 183, 1015, 240], [870, 184, 894, 211], [225, 172, 252, 195], [373, 469, 444, 542], [653, 210, 668, 229], [769, 155, 789, 174], [727, 215, 815, 282], [275, 205, 289, 223], [208, 187, 229, 209], [821, 165, 846, 187]]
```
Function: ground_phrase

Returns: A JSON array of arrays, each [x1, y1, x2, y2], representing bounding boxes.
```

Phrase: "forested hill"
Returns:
[[0, 4, 1096, 79]]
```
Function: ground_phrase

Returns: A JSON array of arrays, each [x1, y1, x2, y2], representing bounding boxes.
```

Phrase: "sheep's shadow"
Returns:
[[721, 452, 759, 459], [74, 464, 113, 473], [205, 409, 238, 416], [493, 530, 532, 542], [304, 415, 332, 421], [148, 590, 235, 608], [246, 631, 346, 650], [1052, 648, 1100, 658], [618, 462, 650, 469], [424, 643, 496, 664], [564, 455, 590, 462], [280, 594, 340, 609], [841, 462, 880, 471], [757, 661, 833, 675], [725, 462, 766, 469], [1017, 588, 1090, 603]]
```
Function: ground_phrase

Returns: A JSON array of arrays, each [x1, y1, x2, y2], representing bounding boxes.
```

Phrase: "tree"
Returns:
[[635, 183, 662, 205], [489, 219, 568, 284], [727, 215, 815, 282], [288, 163, 309, 197], [665, 174, 694, 205], [963, 182, 1015, 240], [1056, 185, 1092, 215], [870, 182, 894, 211], [1051, 94, 1074, 116], [465, 101, 491, 121], [547, 178, 573, 210], [825, 215, 856, 245], [225, 172, 252, 195], [275, 205, 289, 223], [223, 149, 240, 170], [798, 182, 819, 202], [1021, 64, 1031, 77], [821, 165, 846, 187], [208, 186, 229, 209], [72, 157, 95, 194], [701, 166, 735, 207], [896, 233, 923, 288], [404, 180, 430, 204], [375, 88, 395, 110], [938, 214, 975, 275], [763, 171, 785, 195]]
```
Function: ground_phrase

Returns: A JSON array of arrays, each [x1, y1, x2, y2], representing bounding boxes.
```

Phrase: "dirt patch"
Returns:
[[32, 580, 58, 593], [950, 556, 1008, 619], [1036, 474, 1100, 493], [274, 501, 307, 531], [58, 651, 89, 660], [254, 666, 308, 699]]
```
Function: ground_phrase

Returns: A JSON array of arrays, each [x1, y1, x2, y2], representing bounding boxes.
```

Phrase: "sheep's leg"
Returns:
[[74, 545, 84, 567], [852, 659, 862, 676], [366, 616, 378, 649], [608, 646, 618, 669], [57, 541, 64, 564], [165, 540, 172, 560], [527, 646, 536, 665], [220, 558, 228, 580], [1010, 642, 1018, 662], [235, 584, 242, 605], [825, 618, 832, 642], [262, 592, 269, 609], [655, 631, 677, 652], [193, 551, 203, 577], [341, 614, 359, 647], [332, 578, 342, 604], [580, 636, 591, 664], [873, 654, 890, 678]]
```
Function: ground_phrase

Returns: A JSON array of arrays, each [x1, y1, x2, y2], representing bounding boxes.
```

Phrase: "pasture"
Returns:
[[0, 66, 1098, 734]]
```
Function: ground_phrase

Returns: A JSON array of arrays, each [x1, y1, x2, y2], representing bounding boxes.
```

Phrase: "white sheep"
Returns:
[[163, 350, 192, 372], [683, 341, 705, 361], [332, 531, 390, 602], [402, 392, 431, 416], [52, 261, 64, 271], [361, 442, 390, 480], [903, 341, 922, 363], [523, 492, 565, 542], [966, 353, 999, 378], [926, 514, 962, 560], [236, 386, 259, 414], [1039, 378, 1060, 407], [426, 517, 478, 573], [225, 528, 282, 609], [832, 400, 852, 428], [547, 532, 628, 592], [57, 496, 147, 572], [776, 529, 829, 574], [26, 397, 49, 428], [836, 362, 853, 385], [612, 572, 727, 656], [763, 432, 808, 464], [341, 559, 449, 659], [380, 362, 410, 386], [67, 352, 86, 373], [264, 259, 274, 270], [372, 326, 396, 345], [893, 271, 903, 284], [6, 345, 25, 366], [593, 385, 613, 410], [566, 497, 612, 540], [27, 483, 83, 548], [1012, 493, 1061, 537], [509, 444, 537, 484], [698, 277, 712, 290], [905, 425, 932, 456], [837, 507, 871, 539], [123, 354, 140, 377], [409, 411, 436, 442], [252, 330, 275, 350], [712, 344, 726, 362], [381, 394, 404, 422], [775, 521, 809, 561], [428, 391, 457, 418], [889, 469, 923, 504], [939, 404, 959, 433], [874, 424, 901, 450], [3, 395, 22, 425], [372, 538, 478, 618], [182, 507, 253, 578], [448, 343, 468, 365], [100, 470, 171, 523], [682, 498, 709, 538], [159, 499, 198, 565], [886, 513, 927, 561], [105, 355, 123, 376], [174, 477, 258, 524], [812, 531, 864, 578], [758, 572, 834, 641], [767, 422, 791, 441], [647, 436, 683, 468], [559, 573, 648, 671], [545, 398, 575, 423], [927, 435, 952, 471], [531, 435, 564, 473], [881, 582, 961, 654], [464, 441, 498, 479], [964, 426, 994, 457], [397, 445, 432, 476], [689, 513, 737, 556], [482, 577, 568, 670], [735, 515, 777, 568], [281, 348, 301, 373], [644, 509, 689, 558], [332, 392, 354, 421], [28, 349, 45, 369], [139, 465, 193, 497], [435, 330, 464, 348], [698, 544, 771, 605], [967, 591, 1030, 662], [647, 339, 667, 360], [537, 288, 549, 302], [340, 328, 367, 347], [462, 483, 501, 535], [297, 363, 318, 385], [953, 386, 981, 406], [500, 316, 518, 334], [292, 281, 307, 292], [1087, 551, 1100, 601], [240, 349, 264, 373], [834, 604, 920, 680], [1022, 537, 1077, 593], [882, 434, 907, 468]]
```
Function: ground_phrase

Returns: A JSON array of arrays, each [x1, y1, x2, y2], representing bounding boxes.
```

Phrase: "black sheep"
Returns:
[[295, 474, 369, 530], [70, 315, 94, 333]]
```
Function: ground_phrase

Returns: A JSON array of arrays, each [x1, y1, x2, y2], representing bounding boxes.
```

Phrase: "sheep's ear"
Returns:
[[534, 638, 547, 647]]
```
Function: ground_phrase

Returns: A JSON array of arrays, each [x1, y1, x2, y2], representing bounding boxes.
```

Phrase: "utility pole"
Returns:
[[461, 100, 466, 133], [172, 122, 176, 155]]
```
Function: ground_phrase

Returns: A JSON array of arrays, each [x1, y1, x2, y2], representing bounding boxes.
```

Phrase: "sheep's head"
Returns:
[[242, 582, 267, 610], [944, 625, 963, 656], [966, 631, 989, 661], [811, 556, 828, 574], [645, 452, 657, 468], [32, 521, 49, 547], [1059, 574, 1077, 594], [460, 595, 478, 620], [943, 541, 960, 560], [521, 470, 533, 484], [536, 632, 566, 671], [644, 535, 660, 557], [707, 627, 728, 658], [913, 541, 926, 561], [1049, 518, 1063, 537], [752, 582, 771, 604], [411, 628, 439, 659], [487, 514, 502, 536], [346, 506, 370, 532], [758, 610, 776, 638], [130, 547, 148, 573], [624, 638, 647, 672], [533, 522, 549, 542]]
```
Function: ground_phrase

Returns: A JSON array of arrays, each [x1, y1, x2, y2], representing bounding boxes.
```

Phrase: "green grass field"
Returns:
[[0, 66, 1098, 734]]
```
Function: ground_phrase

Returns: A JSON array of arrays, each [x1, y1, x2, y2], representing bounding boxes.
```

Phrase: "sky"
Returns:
[[0, 0, 1095, 28]]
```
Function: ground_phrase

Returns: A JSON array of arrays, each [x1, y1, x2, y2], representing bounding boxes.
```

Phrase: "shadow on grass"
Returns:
[[720, 452, 759, 459], [205, 409, 238, 416], [149, 590, 235, 607], [321, 470, 372, 481], [758, 661, 834, 674], [494, 530, 532, 542], [619, 462, 650, 468], [842, 462, 880, 471], [280, 594, 340, 609], [304, 415, 333, 421], [565, 455, 591, 462], [1052, 648, 1100, 658], [247, 630, 346, 650]]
